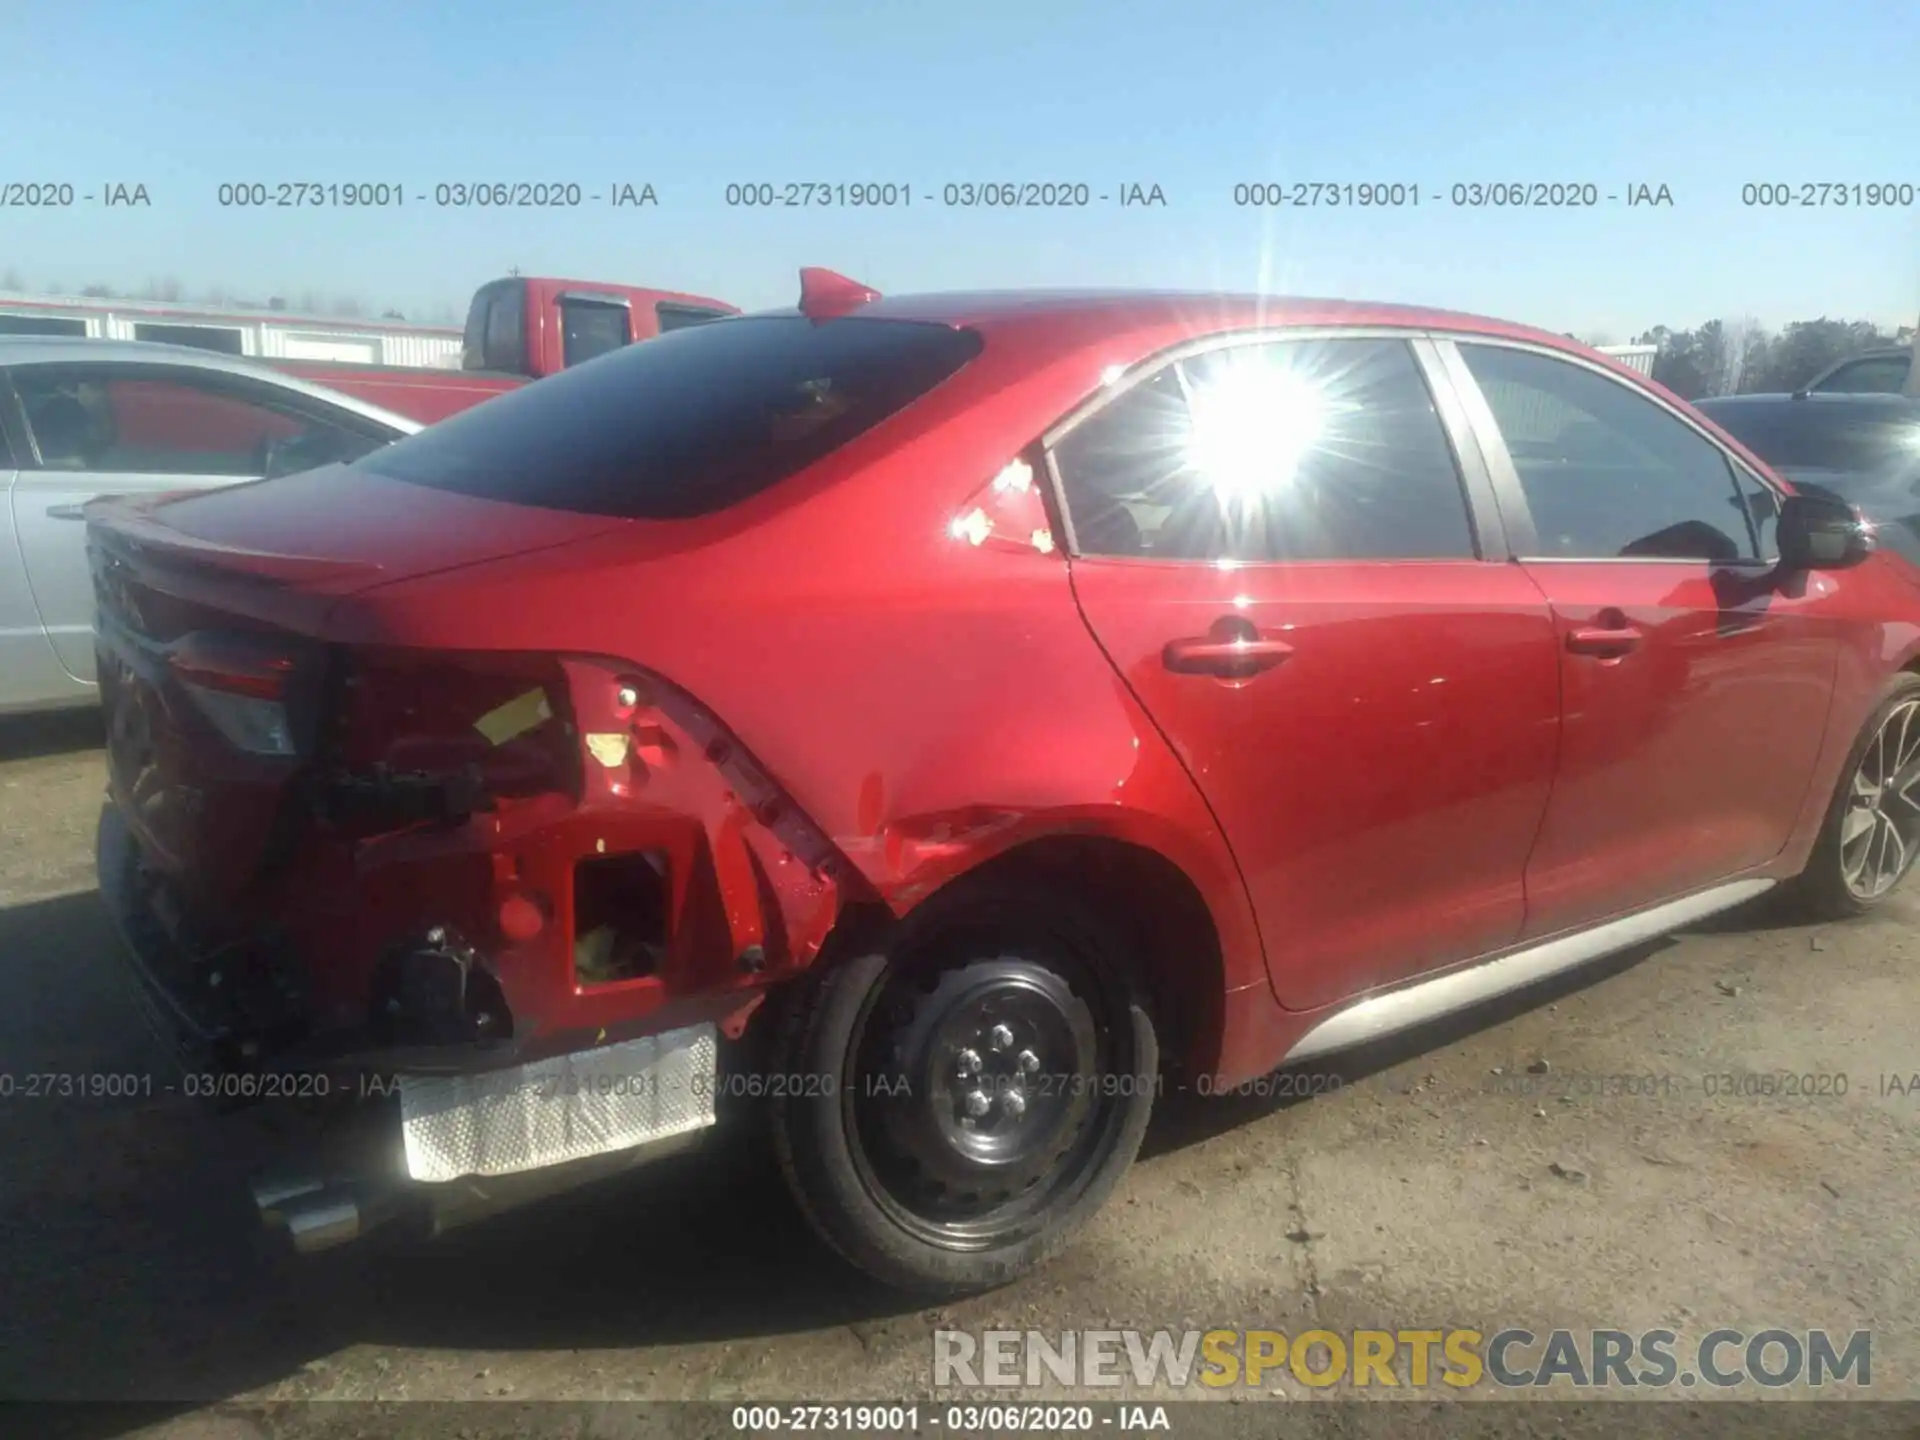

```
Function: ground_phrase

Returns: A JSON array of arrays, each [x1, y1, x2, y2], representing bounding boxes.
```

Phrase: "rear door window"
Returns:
[[1052, 337, 1479, 562], [463, 280, 527, 373], [656, 303, 733, 333], [0, 315, 87, 337], [363, 316, 983, 519], [12, 364, 394, 476], [1813, 355, 1911, 394], [560, 298, 632, 367], [130, 322, 245, 355]]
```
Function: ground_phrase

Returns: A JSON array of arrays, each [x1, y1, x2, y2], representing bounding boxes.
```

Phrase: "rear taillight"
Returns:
[[170, 638, 300, 756]]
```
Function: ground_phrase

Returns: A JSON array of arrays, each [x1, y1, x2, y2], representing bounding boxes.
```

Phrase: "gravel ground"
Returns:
[[1, 708, 1915, 1433]]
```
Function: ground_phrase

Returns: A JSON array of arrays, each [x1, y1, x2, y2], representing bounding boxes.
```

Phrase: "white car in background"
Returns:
[[1, 338, 418, 715]]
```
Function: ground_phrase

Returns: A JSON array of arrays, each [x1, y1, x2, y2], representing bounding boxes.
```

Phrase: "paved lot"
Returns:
[[2, 709, 1916, 1425]]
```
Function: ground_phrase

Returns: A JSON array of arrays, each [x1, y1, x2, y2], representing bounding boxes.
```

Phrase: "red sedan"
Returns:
[[88, 269, 1920, 1293]]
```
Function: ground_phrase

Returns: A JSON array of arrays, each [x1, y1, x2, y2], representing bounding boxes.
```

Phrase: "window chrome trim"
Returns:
[[1407, 334, 1509, 561], [1430, 339, 1541, 557], [1039, 325, 1498, 565], [0, 370, 29, 467], [1038, 442, 1082, 559], [1514, 555, 1777, 568], [1433, 334, 1784, 565]]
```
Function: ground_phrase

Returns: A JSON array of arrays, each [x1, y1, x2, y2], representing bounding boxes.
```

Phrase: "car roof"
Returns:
[[1698, 392, 1920, 413], [0, 335, 421, 432], [750, 288, 1603, 354]]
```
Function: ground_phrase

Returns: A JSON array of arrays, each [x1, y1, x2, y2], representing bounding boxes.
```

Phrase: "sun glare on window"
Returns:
[[1180, 351, 1344, 509]]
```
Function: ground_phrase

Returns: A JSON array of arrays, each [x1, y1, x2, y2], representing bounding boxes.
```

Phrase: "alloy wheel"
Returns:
[[1841, 698, 1920, 901]]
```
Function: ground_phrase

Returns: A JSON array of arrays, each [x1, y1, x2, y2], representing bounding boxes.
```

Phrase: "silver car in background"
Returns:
[[0, 338, 418, 715]]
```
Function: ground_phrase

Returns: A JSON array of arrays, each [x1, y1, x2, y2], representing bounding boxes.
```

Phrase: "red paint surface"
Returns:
[[88, 289, 1920, 1085]]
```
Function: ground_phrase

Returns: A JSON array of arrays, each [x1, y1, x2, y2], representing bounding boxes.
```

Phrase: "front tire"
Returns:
[[769, 884, 1157, 1295], [1788, 673, 1920, 919]]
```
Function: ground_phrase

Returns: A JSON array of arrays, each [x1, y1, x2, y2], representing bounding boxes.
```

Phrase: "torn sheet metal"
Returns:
[[398, 1023, 717, 1182], [584, 731, 631, 767]]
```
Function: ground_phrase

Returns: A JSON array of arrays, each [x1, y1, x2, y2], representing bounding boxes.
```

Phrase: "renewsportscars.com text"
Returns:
[[933, 1327, 1872, 1390]]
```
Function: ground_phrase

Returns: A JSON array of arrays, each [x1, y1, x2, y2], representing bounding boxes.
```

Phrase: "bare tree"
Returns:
[[0, 268, 23, 291], [138, 276, 184, 302], [1718, 317, 1764, 396], [80, 283, 118, 298]]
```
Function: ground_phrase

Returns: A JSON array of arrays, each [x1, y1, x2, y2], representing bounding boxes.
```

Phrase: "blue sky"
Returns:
[[2, 0, 1915, 337]]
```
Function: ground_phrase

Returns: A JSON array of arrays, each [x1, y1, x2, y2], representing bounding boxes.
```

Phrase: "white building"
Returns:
[[1595, 343, 1657, 376], [0, 291, 464, 369]]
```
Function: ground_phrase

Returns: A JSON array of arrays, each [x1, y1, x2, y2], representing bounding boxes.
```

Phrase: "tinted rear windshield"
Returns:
[[363, 315, 983, 519], [1699, 400, 1920, 477]]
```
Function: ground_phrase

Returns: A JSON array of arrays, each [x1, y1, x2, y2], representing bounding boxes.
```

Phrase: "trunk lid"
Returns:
[[103, 464, 627, 598]]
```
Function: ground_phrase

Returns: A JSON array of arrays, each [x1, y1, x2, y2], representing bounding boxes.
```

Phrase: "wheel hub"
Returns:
[[866, 958, 1099, 1200], [940, 1016, 1050, 1154]]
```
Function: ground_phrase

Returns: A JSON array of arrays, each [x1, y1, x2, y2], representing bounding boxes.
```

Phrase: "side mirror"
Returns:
[[1777, 492, 1872, 572]]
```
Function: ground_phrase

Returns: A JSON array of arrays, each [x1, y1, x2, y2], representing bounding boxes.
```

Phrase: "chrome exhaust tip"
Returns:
[[280, 1188, 363, 1254], [251, 1174, 327, 1226]]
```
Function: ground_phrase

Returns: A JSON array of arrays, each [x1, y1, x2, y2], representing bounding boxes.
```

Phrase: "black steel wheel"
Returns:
[[769, 882, 1157, 1294]]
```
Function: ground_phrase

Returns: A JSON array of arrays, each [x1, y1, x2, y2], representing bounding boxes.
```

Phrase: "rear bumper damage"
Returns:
[[93, 640, 866, 1251], [99, 797, 773, 1250], [83, 497, 888, 1253]]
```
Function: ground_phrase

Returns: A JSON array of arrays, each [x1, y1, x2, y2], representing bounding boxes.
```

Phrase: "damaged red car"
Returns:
[[90, 269, 1920, 1293]]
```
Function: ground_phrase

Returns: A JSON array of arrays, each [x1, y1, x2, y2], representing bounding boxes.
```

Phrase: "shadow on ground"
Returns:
[[0, 708, 105, 762], [0, 881, 1824, 1422]]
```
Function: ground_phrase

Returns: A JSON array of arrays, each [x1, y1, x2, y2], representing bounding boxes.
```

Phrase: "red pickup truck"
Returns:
[[272, 275, 740, 423]]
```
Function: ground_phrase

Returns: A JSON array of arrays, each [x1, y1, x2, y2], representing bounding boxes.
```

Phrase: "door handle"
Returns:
[[1163, 619, 1294, 678], [1566, 626, 1643, 657], [46, 504, 87, 521]]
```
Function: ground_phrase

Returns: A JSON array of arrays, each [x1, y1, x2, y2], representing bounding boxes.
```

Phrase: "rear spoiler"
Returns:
[[84, 493, 384, 586], [798, 267, 880, 322]]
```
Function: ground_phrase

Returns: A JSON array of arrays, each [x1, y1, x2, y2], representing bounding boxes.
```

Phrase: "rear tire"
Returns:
[[768, 882, 1157, 1295], [1786, 672, 1920, 920]]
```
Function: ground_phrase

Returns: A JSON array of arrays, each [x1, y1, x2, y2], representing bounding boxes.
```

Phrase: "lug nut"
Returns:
[[989, 1023, 1015, 1052], [1002, 1089, 1027, 1118], [963, 1089, 992, 1118], [1017, 1049, 1040, 1073], [956, 1048, 983, 1075]]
